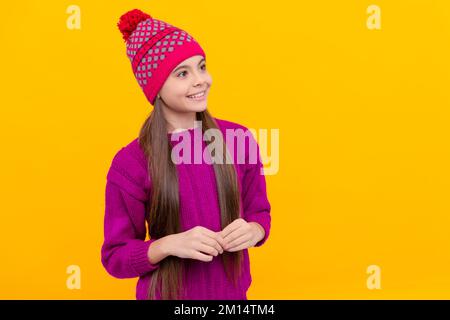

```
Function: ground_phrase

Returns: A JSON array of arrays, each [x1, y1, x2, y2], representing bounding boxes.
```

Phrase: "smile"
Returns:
[[187, 90, 206, 100]]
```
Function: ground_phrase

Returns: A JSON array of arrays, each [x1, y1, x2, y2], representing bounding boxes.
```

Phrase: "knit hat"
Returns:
[[117, 9, 206, 105]]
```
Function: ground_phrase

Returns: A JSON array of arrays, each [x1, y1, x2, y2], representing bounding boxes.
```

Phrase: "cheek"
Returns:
[[206, 74, 213, 86], [165, 87, 189, 104], [173, 93, 196, 110]]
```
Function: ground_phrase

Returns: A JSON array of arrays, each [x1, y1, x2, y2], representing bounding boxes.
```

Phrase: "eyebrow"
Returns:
[[172, 58, 206, 74]]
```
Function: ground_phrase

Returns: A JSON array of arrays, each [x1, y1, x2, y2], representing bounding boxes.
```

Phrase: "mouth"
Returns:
[[186, 90, 207, 101]]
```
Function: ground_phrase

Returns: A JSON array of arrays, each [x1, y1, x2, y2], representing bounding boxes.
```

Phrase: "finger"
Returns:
[[200, 227, 220, 238], [200, 236, 220, 249], [200, 228, 226, 251], [200, 236, 224, 254], [223, 226, 244, 245], [227, 241, 249, 252], [194, 250, 214, 262], [221, 220, 241, 239], [197, 243, 220, 257], [224, 233, 249, 250], [214, 233, 227, 251]]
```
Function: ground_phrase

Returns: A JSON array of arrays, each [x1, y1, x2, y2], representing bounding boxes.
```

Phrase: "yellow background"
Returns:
[[1, 0, 449, 299]]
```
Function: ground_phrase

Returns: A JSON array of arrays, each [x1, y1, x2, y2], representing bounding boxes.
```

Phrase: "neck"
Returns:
[[163, 108, 198, 133]]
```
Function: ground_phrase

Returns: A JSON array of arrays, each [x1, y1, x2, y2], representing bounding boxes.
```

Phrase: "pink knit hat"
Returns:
[[117, 9, 206, 105]]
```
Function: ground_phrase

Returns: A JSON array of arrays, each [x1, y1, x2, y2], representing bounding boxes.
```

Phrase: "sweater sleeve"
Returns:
[[241, 130, 272, 247], [101, 147, 161, 279]]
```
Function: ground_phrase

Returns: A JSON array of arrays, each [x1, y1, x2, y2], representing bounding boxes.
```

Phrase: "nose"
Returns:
[[192, 70, 207, 87]]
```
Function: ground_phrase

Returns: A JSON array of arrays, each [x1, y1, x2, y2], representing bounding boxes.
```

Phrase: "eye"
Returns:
[[176, 64, 206, 78]]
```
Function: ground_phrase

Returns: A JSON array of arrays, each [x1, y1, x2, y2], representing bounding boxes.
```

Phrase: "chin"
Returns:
[[195, 104, 208, 112], [185, 100, 208, 112]]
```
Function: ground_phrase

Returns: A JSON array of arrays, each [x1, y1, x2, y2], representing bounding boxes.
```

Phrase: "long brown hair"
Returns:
[[138, 98, 243, 300]]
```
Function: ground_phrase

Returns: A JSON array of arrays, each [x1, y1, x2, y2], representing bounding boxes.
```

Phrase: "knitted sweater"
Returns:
[[101, 118, 271, 300]]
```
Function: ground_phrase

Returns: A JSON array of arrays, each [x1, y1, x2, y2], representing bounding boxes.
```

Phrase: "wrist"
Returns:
[[159, 234, 173, 257], [147, 235, 172, 264], [249, 222, 265, 241]]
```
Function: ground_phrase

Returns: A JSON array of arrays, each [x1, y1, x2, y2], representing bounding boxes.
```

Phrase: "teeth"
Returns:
[[187, 91, 205, 98]]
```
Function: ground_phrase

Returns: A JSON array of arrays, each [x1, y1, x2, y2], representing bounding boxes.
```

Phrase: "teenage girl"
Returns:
[[101, 9, 271, 300]]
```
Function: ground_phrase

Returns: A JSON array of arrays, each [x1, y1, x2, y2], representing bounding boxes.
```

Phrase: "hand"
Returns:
[[167, 226, 226, 262], [219, 218, 265, 252]]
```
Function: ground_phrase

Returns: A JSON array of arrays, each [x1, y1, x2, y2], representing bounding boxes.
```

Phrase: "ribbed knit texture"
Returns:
[[101, 118, 271, 299]]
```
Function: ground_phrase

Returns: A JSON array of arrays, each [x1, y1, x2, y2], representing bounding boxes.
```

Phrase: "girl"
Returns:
[[101, 9, 271, 300]]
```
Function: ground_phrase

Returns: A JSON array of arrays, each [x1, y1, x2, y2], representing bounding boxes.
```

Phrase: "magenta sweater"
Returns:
[[101, 118, 271, 300]]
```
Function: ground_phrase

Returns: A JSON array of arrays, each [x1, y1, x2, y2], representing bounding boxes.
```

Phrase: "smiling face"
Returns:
[[158, 55, 212, 115]]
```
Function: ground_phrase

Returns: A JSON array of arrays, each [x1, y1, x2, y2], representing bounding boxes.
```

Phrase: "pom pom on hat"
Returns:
[[117, 9, 152, 42]]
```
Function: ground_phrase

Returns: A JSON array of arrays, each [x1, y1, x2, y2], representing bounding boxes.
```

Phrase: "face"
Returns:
[[158, 55, 212, 113]]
